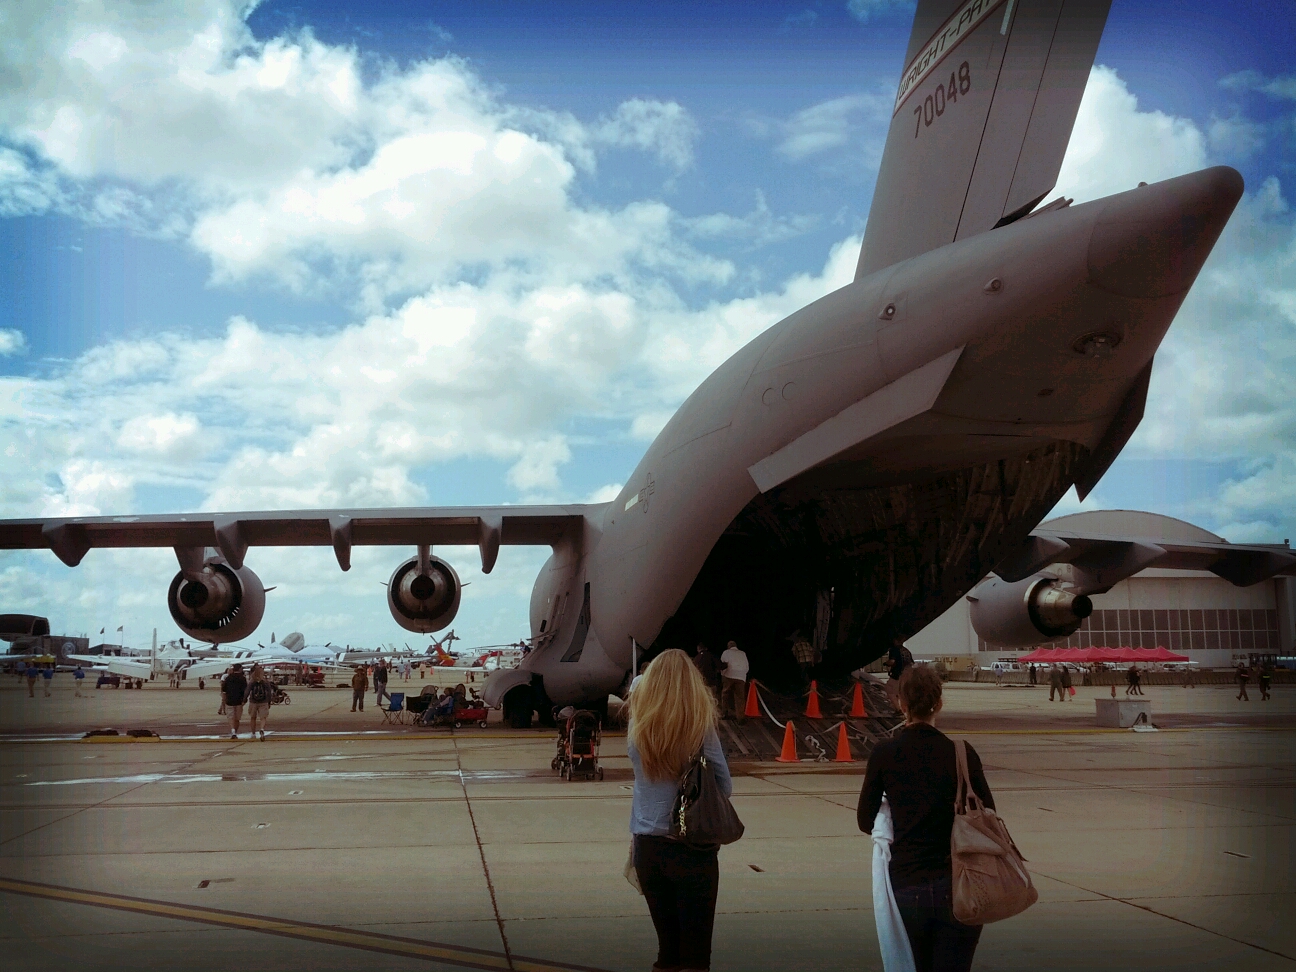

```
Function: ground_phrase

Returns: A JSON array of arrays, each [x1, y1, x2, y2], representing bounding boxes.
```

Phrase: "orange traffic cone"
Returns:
[[805, 681, 822, 719], [745, 680, 762, 718], [776, 720, 798, 762], [849, 682, 867, 718], [835, 722, 853, 762]]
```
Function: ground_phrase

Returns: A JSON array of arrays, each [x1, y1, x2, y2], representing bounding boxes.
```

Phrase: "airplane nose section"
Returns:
[[1087, 166, 1243, 298]]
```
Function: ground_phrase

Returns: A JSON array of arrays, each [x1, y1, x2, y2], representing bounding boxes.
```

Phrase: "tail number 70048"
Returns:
[[914, 62, 971, 138]]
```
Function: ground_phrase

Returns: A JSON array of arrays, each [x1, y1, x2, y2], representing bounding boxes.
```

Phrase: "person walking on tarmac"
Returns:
[[25, 665, 38, 698], [1049, 665, 1065, 702], [1259, 664, 1272, 701], [351, 665, 369, 712], [1061, 665, 1073, 700], [858, 664, 995, 972], [629, 650, 732, 972], [1236, 663, 1250, 702], [373, 661, 391, 708], [246, 665, 273, 741], [222, 663, 248, 739]]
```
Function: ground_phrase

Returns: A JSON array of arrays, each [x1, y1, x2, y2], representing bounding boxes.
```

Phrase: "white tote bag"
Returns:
[[872, 796, 917, 972]]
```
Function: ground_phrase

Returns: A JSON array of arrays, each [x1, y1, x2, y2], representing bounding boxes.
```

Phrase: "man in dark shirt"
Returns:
[[222, 663, 248, 739], [691, 644, 722, 701], [885, 638, 914, 709]]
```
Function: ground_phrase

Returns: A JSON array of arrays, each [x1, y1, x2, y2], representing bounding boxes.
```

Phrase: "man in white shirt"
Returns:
[[719, 641, 750, 722]]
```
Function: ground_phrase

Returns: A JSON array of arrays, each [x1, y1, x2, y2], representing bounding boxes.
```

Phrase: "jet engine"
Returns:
[[167, 558, 266, 644], [968, 574, 1093, 648], [387, 554, 461, 633]]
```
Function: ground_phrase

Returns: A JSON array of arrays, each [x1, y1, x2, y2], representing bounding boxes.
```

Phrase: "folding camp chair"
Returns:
[[381, 692, 406, 724]]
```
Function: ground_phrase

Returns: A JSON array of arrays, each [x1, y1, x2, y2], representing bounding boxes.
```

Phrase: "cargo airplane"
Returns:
[[4, 0, 1293, 726]]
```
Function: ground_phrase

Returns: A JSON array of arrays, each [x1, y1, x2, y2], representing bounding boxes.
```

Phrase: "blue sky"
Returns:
[[1, 0, 1292, 648]]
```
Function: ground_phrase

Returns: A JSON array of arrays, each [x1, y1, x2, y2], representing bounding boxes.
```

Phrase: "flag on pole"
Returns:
[[116, 626, 124, 632], [100, 628, 105, 634]]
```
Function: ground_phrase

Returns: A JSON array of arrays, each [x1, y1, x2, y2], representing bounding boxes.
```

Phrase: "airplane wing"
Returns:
[[997, 530, 1296, 594], [0, 505, 600, 573], [857, 0, 1112, 278]]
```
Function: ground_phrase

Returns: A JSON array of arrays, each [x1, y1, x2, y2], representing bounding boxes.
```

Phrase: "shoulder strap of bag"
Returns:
[[953, 738, 967, 814], [954, 739, 986, 815]]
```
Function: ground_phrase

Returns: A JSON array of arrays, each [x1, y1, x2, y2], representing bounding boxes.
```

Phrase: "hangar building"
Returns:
[[909, 511, 1296, 670]]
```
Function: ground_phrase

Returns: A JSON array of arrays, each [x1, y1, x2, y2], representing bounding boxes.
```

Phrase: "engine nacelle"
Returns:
[[387, 555, 461, 633], [968, 574, 1093, 648], [167, 558, 266, 644]]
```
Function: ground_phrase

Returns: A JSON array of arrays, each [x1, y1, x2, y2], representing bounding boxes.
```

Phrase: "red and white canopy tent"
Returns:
[[1017, 646, 1190, 664]]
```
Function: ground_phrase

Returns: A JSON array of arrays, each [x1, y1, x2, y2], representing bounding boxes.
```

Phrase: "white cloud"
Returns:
[[591, 98, 699, 171], [117, 412, 203, 457], [507, 435, 573, 494], [684, 190, 819, 247], [1054, 66, 1207, 204], [1220, 70, 1296, 101], [0, 328, 28, 356], [1207, 113, 1266, 161], [773, 93, 891, 162], [0, 4, 721, 304], [846, 0, 916, 24]]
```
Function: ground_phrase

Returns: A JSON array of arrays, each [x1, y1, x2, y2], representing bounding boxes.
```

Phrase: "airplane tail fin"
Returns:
[[857, 0, 1111, 279]]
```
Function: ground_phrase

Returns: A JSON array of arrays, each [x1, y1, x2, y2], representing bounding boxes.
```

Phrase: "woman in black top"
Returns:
[[858, 664, 995, 972]]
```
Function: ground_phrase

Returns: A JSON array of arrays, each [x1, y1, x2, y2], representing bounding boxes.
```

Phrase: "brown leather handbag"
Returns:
[[951, 739, 1037, 924]]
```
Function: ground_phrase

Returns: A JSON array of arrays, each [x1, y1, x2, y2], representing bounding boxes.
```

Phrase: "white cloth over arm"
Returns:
[[872, 796, 917, 972]]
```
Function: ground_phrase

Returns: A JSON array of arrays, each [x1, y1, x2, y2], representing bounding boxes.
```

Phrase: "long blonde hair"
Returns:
[[628, 649, 716, 781]]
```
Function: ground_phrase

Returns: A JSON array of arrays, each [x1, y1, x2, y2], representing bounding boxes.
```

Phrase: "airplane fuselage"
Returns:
[[509, 167, 1242, 706]]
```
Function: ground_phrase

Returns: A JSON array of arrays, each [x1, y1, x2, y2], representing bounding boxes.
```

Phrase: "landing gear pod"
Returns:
[[387, 554, 461, 633], [167, 559, 266, 644], [968, 574, 1093, 648]]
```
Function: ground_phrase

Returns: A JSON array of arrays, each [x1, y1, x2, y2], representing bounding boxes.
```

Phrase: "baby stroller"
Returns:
[[551, 709, 603, 781]]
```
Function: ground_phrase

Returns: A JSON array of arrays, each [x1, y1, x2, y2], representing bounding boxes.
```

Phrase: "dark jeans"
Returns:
[[634, 835, 719, 970], [893, 874, 981, 972]]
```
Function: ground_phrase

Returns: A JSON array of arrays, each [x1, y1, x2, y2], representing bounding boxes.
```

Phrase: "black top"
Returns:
[[374, 666, 388, 685], [857, 723, 995, 888], [887, 645, 914, 680], [223, 672, 248, 706], [693, 651, 722, 688]]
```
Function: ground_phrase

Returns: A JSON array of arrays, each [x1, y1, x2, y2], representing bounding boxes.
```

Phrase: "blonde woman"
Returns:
[[629, 649, 732, 972]]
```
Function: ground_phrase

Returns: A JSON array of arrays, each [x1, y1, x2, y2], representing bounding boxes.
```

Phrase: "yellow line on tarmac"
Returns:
[[0, 878, 608, 972]]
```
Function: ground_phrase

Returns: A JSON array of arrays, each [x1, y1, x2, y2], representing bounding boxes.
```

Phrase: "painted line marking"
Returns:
[[0, 877, 611, 972]]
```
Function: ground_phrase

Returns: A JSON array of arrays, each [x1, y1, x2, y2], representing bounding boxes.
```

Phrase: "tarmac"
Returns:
[[2, 673, 1293, 970]]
